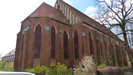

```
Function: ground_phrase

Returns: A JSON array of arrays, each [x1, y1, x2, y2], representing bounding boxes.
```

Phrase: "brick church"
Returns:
[[14, 0, 129, 71]]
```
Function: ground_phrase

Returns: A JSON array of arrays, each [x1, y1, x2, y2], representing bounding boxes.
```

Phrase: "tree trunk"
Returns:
[[122, 27, 133, 67]]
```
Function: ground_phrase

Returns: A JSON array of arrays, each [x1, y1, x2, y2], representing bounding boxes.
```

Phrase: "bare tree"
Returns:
[[95, 0, 133, 66]]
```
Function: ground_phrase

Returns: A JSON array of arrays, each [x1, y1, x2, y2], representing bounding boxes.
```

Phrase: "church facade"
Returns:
[[14, 0, 129, 71]]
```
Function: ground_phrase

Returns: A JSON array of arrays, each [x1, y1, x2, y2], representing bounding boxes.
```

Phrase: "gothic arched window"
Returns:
[[74, 31, 79, 59], [64, 31, 68, 59], [34, 25, 41, 58], [51, 27, 55, 58], [89, 32, 93, 55]]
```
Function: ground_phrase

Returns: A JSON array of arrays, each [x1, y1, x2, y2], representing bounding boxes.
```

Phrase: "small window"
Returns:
[[46, 26, 50, 31], [82, 31, 86, 36], [14, 55, 15, 58], [11, 56, 12, 59], [24, 26, 30, 31], [12, 55, 13, 59], [105, 39, 108, 42], [59, 29, 63, 33], [111, 42, 114, 45], [58, 5, 60, 9], [96, 37, 100, 40]]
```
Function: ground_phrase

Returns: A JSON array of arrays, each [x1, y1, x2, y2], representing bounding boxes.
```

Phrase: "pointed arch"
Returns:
[[51, 27, 56, 58], [52, 26, 57, 34], [34, 25, 41, 58], [74, 31, 79, 59], [65, 30, 70, 39], [63, 31, 68, 59], [34, 23, 42, 32]]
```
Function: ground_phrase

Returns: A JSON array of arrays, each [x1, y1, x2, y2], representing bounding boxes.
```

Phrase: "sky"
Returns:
[[0, 0, 97, 57]]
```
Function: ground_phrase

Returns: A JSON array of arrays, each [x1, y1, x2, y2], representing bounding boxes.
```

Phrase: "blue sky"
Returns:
[[0, 0, 97, 56]]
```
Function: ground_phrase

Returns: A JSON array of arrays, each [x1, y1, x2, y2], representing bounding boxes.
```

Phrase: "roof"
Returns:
[[28, 2, 69, 24], [23, 0, 120, 40], [58, 0, 120, 40], [3, 49, 15, 57]]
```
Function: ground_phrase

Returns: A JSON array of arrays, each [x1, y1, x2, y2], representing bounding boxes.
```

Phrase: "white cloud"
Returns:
[[0, 0, 56, 57], [84, 6, 97, 15], [63, 0, 71, 4]]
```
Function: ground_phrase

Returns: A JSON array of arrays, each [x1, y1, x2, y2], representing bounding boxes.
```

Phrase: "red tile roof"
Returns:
[[23, 1, 121, 41], [28, 2, 69, 24], [3, 49, 15, 57]]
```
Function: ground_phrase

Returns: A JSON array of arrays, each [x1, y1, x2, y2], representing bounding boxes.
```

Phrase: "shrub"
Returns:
[[0, 60, 14, 71], [49, 62, 73, 75], [74, 56, 97, 75], [97, 64, 106, 69], [24, 65, 48, 74], [24, 62, 73, 75], [4, 65, 14, 71]]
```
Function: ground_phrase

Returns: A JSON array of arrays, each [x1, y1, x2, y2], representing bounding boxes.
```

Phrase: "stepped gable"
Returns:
[[60, 1, 120, 40], [28, 2, 69, 24]]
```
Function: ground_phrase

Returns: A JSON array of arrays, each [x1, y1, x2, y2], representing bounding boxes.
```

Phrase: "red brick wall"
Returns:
[[14, 17, 128, 71]]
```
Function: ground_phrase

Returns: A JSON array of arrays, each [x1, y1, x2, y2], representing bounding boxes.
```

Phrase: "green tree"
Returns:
[[0, 60, 6, 69]]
